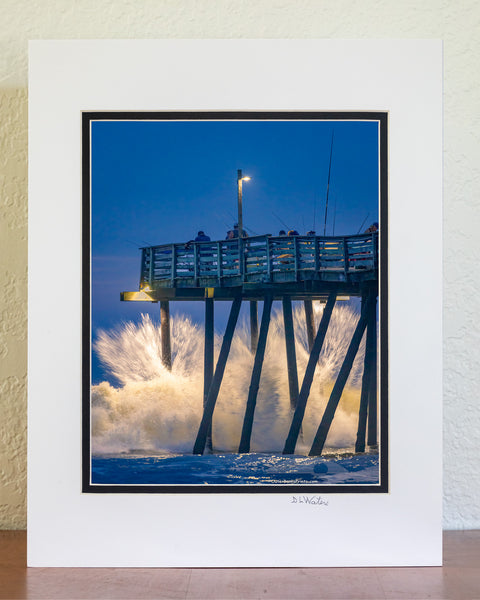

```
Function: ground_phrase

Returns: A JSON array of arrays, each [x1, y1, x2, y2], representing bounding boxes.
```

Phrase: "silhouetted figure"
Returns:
[[365, 222, 379, 233], [195, 231, 211, 242], [278, 230, 286, 236], [287, 229, 299, 236], [230, 223, 248, 238], [306, 230, 316, 236]]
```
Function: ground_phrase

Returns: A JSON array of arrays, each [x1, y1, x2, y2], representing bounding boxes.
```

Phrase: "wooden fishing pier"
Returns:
[[121, 232, 379, 456]]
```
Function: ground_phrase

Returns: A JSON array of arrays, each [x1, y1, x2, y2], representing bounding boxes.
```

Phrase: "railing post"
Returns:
[[171, 245, 176, 284], [139, 248, 146, 288], [148, 248, 154, 287], [239, 238, 245, 279], [343, 237, 349, 279], [294, 236, 299, 279], [193, 243, 198, 285], [216, 242, 222, 283], [315, 237, 322, 275], [266, 237, 272, 281]]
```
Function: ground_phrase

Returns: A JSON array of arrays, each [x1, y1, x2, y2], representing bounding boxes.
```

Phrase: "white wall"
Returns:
[[1, 0, 479, 530]]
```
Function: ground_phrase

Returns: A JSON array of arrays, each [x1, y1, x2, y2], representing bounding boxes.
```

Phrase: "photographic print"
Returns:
[[29, 39, 442, 567], [83, 112, 387, 493]]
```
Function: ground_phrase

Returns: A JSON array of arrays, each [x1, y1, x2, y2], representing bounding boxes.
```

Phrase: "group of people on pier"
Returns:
[[188, 221, 378, 246]]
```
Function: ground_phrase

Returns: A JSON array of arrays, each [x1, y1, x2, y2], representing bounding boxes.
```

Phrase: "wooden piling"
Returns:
[[283, 291, 337, 455], [304, 300, 316, 352], [282, 297, 299, 410], [309, 296, 372, 456], [160, 300, 172, 371], [204, 297, 214, 451], [239, 296, 273, 453], [367, 296, 378, 447], [250, 301, 259, 354], [355, 294, 374, 453], [193, 297, 242, 455]]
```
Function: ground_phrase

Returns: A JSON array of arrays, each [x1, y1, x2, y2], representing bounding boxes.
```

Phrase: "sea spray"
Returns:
[[92, 302, 367, 456]]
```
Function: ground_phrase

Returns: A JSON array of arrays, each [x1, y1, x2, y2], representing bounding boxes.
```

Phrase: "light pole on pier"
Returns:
[[237, 169, 251, 239]]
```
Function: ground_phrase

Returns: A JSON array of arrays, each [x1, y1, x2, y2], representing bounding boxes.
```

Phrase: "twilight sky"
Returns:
[[90, 117, 379, 383]]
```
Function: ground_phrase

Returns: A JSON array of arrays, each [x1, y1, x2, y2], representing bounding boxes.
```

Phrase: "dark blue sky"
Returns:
[[91, 118, 379, 383]]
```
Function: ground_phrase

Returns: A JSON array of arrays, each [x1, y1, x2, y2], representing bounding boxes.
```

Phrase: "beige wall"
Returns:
[[1, 0, 479, 529]]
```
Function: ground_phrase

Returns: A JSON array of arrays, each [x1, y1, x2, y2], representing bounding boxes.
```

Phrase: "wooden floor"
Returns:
[[0, 531, 479, 599]]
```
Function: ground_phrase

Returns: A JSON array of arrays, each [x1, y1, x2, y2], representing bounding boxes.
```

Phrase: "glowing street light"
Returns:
[[237, 169, 251, 239]]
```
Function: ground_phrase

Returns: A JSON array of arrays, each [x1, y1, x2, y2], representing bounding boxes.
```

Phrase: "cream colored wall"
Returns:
[[1, 1, 479, 530]]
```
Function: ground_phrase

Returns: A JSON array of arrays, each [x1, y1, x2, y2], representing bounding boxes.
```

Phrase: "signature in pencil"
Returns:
[[291, 495, 329, 506]]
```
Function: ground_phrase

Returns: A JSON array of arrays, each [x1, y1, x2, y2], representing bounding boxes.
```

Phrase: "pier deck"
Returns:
[[121, 232, 378, 301]]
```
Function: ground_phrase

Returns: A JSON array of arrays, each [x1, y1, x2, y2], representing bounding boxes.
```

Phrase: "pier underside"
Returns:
[[119, 233, 379, 460], [121, 278, 376, 303]]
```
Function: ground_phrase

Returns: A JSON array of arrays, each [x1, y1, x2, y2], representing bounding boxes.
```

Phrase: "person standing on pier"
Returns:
[[232, 223, 248, 238], [365, 222, 378, 233]]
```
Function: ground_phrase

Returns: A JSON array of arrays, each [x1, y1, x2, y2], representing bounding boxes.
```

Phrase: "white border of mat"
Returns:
[[28, 40, 442, 567]]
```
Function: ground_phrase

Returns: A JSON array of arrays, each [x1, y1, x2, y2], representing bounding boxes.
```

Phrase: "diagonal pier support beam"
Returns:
[[367, 295, 378, 447], [203, 297, 214, 452], [304, 300, 316, 352], [239, 296, 273, 453], [283, 291, 337, 455], [160, 300, 172, 371], [250, 301, 259, 354], [282, 297, 299, 410], [355, 293, 376, 453], [309, 296, 372, 456], [193, 297, 242, 455]]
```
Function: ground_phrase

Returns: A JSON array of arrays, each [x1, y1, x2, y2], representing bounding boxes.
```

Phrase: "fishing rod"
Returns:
[[357, 212, 370, 234], [223, 213, 259, 235], [226, 213, 261, 235], [221, 214, 233, 227], [272, 211, 291, 232], [313, 194, 317, 232], [323, 131, 334, 236], [244, 225, 261, 236], [332, 195, 337, 236]]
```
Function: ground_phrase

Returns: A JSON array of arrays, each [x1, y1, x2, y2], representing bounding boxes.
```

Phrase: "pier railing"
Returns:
[[140, 232, 378, 289]]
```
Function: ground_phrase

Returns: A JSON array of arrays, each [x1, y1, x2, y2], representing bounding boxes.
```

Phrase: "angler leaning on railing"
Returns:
[[139, 232, 378, 290]]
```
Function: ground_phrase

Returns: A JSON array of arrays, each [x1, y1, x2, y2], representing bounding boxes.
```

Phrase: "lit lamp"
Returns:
[[237, 169, 251, 239]]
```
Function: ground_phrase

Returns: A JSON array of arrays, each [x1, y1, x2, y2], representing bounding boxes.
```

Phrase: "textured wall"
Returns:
[[1, 0, 479, 530]]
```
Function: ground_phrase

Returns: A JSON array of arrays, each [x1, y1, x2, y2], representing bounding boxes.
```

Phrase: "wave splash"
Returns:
[[92, 303, 366, 456]]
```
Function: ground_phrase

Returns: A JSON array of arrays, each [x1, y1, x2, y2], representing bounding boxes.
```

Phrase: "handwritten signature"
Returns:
[[290, 495, 329, 506]]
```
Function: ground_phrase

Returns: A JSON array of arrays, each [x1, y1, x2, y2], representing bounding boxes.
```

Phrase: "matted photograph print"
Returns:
[[83, 112, 387, 493]]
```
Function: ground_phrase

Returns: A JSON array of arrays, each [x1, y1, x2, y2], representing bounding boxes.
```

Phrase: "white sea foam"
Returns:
[[92, 302, 367, 455]]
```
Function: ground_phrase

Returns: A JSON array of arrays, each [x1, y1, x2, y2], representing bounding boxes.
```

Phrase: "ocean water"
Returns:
[[91, 452, 380, 486], [91, 302, 379, 486]]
